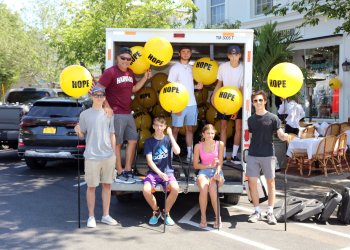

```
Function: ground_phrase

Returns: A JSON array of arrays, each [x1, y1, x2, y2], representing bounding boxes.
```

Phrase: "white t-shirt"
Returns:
[[217, 62, 243, 89], [286, 101, 305, 129], [167, 62, 196, 106], [278, 100, 289, 115]]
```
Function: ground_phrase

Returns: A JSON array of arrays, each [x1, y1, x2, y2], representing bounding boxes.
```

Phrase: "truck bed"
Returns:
[[0, 105, 23, 147], [111, 155, 244, 194]]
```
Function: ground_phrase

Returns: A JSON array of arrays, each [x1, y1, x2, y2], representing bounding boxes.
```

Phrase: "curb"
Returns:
[[275, 173, 346, 191]]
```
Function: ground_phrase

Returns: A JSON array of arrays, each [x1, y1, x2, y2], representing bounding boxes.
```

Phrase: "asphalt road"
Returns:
[[0, 149, 349, 250]]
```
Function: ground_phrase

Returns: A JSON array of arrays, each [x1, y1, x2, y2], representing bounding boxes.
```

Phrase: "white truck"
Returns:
[[106, 28, 254, 204]]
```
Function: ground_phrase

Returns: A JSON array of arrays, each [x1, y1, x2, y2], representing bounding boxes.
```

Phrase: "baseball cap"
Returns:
[[117, 47, 132, 56], [227, 45, 241, 54], [91, 86, 105, 94]]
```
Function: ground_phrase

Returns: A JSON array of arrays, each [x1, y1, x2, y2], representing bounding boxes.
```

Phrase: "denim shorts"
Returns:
[[172, 105, 198, 127], [198, 168, 224, 180]]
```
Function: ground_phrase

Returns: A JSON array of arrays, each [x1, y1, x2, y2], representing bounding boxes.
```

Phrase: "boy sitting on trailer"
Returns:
[[143, 116, 180, 226]]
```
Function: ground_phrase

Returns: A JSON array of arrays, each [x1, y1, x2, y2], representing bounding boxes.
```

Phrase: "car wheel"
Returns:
[[25, 157, 47, 169], [224, 194, 240, 205]]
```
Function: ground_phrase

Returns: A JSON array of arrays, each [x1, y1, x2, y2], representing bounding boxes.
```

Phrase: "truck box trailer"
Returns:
[[106, 28, 254, 204]]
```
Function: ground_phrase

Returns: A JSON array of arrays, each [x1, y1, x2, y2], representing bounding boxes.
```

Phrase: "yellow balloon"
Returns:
[[329, 78, 342, 90], [197, 103, 208, 120], [206, 104, 218, 124], [151, 72, 169, 93], [165, 116, 172, 128], [144, 37, 173, 67], [267, 62, 303, 98], [179, 125, 198, 136], [135, 87, 157, 108], [128, 46, 150, 75], [152, 104, 170, 117], [138, 129, 152, 151], [159, 82, 189, 113], [214, 120, 234, 138], [131, 98, 145, 112], [213, 86, 243, 115], [133, 111, 152, 129], [59, 65, 92, 98], [193, 57, 219, 85], [194, 87, 209, 105]]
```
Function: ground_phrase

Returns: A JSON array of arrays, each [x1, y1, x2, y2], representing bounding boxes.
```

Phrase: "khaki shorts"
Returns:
[[84, 155, 116, 187]]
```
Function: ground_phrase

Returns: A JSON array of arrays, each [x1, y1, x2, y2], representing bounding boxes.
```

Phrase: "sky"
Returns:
[[1, 0, 28, 12]]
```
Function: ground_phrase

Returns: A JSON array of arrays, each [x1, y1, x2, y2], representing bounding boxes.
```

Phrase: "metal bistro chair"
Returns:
[[300, 125, 316, 139], [324, 123, 341, 136], [305, 135, 338, 177], [285, 133, 307, 175], [333, 132, 350, 173]]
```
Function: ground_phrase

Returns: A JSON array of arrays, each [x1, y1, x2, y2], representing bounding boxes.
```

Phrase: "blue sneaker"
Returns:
[[164, 214, 175, 226], [149, 210, 161, 225]]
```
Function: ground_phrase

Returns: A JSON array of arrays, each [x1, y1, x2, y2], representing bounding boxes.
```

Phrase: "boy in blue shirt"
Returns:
[[143, 116, 180, 226]]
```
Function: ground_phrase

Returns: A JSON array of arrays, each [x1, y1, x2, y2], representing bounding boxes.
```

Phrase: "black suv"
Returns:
[[0, 88, 58, 149], [18, 97, 91, 169]]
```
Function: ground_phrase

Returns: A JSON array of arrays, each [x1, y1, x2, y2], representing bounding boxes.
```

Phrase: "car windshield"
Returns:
[[27, 103, 84, 118], [7, 91, 49, 104]]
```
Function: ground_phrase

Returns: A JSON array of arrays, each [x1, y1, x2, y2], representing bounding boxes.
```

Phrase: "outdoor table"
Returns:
[[286, 137, 323, 159]]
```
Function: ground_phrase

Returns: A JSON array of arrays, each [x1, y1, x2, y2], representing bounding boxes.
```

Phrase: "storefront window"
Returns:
[[296, 45, 339, 120]]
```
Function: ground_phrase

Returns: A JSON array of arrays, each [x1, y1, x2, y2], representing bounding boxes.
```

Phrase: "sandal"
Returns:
[[213, 217, 222, 229], [199, 221, 207, 228], [199, 216, 207, 228]]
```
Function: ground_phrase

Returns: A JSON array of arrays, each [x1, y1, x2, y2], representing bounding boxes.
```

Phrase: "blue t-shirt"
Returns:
[[143, 136, 173, 174]]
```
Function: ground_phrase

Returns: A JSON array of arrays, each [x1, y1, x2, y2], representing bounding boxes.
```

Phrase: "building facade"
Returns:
[[194, 0, 350, 123]]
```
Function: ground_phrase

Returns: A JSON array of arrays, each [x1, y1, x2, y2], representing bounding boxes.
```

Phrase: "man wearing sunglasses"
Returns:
[[98, 47, 152, 184], [246, 90, 288, 225], [212, 45, 243, 164]]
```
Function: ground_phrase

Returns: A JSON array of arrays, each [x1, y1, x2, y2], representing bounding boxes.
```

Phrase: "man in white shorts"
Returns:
[[75, 86, 118, 228], [168, 46, 203, 161]]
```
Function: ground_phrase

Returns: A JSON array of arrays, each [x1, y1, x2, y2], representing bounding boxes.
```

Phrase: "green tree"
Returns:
[[0, 4, 30, 89], [253, 22, 301, 92], [50, 0, 198, 69], [267, 0, 350, 34]]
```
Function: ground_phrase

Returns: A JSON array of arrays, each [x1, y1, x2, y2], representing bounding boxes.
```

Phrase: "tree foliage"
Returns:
[[253, 22, 301, 92], [0, 4, 30, 88], [0, 2, 65, 90], [267, 0, 350, 34], [50, 0, 198, 69]]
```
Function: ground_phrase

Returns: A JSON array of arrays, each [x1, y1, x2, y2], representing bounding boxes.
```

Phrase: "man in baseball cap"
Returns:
[[227, 45, 241, 55]]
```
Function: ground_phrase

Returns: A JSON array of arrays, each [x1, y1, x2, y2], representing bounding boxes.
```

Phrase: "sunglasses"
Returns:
[[253, 98, 264, 103], [120, 56, 132, 61], [92, 94, 105, 98]]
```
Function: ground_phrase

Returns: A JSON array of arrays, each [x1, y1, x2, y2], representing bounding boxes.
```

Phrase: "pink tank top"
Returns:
[[199, 141, 219, 165]]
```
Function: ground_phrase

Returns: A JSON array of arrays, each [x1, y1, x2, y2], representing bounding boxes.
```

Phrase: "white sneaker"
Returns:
[[87, 216, 96, 228], [101, 215, 118, 226]]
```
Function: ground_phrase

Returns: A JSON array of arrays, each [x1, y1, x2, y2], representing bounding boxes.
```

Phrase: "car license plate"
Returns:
[[43, 127, 56, 134]]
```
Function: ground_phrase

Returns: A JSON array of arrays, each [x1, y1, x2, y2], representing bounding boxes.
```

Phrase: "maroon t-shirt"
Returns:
[[99, 65, 137, 114]]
